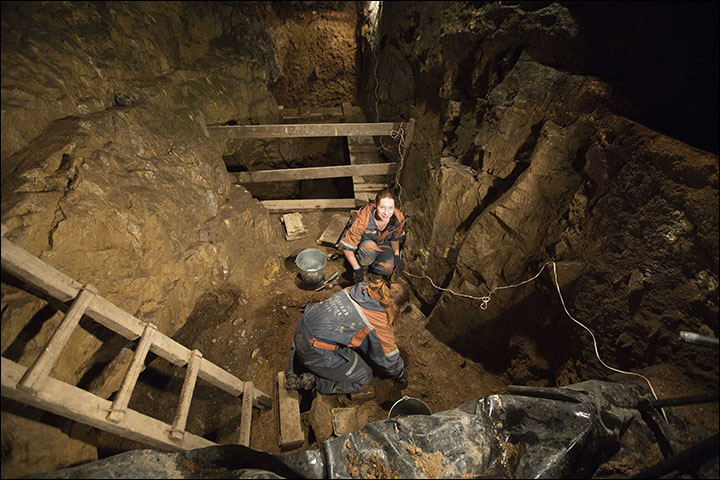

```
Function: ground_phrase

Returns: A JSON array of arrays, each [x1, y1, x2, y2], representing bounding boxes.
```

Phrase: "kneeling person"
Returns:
[[288, 278, 409, 394]]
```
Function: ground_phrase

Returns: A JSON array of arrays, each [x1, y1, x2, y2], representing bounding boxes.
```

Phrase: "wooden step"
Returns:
[[107, 324, 156, 423], [276, 372, 304, 451], [18, 286, 97, 393], [169, 349, 202, 441]]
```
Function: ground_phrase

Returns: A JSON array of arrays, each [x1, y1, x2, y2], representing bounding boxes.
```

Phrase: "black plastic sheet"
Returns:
[[28, 380, 653, 479]]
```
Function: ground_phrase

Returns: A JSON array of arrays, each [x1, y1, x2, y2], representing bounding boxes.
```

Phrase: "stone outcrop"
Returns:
[[1, 2, 287, 476], [361, 2, 719, 386]]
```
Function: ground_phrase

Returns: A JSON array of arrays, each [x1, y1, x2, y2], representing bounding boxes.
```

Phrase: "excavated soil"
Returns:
[[92, 209, 508, 458]]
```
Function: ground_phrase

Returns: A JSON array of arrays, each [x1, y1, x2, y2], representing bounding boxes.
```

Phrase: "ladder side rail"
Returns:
[[198, 357, 272, 410], [1, 357, 215, 451], [1, 237, 145, 340]]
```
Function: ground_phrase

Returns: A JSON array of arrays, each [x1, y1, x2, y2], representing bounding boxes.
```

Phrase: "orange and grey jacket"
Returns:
[[296, 282, 404, 378], [339, 203, 406, 251]]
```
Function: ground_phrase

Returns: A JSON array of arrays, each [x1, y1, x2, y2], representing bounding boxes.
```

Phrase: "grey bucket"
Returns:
[[388, 396, 432, 419], [295, 248, 327, 286]]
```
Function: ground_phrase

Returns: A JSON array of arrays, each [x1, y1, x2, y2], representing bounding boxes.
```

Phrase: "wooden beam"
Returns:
[[260, 199, 357, 212], [231, 162, 398, 184], [206, 122, 402, 139], [2, 357, 215, 451], [238, 381, 254, 447], [276, 372, 304, 451]]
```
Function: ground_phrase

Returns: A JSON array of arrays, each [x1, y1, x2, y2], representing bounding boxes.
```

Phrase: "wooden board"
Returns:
[[238, 381, 254, 447], [206, 122, 402, 139], [281, 213, 309, 241], [276, 372, 304, 451], [261, 199, 357, 212], [317, 213, 352, 247], [231, 163, 398, 184]]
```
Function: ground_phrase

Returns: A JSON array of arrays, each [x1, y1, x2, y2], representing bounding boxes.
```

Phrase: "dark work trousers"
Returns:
[[356, 240, 394, 275], [293, 325, 373, 395]]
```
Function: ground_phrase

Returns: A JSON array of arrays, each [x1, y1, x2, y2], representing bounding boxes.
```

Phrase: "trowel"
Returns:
[[314, 271, 340, 291]]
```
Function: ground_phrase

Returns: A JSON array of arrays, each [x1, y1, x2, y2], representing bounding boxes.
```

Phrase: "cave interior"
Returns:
[[0, 1, 718, 479]]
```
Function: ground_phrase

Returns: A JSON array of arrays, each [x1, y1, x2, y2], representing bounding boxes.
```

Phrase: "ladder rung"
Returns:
[[18, 286, 97, 392], [169, 349, 202, 441], [107, 324, 156, 423], [238, 381, 254, 447]]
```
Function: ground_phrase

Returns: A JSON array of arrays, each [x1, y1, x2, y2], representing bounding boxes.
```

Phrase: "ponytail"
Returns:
[[367, 278, 409, 326]]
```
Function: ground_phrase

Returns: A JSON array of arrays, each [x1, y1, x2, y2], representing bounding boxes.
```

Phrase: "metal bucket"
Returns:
[[388, 396, 432, 419], [295, 248, 327, 286]]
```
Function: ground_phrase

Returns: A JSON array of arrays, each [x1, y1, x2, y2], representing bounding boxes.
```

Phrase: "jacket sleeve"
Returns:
[[339, 205, 370, 251], [360, 325, 404, 378]]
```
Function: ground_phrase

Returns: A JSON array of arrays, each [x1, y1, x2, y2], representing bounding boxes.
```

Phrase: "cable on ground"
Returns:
[[403, 261, 668, 421]]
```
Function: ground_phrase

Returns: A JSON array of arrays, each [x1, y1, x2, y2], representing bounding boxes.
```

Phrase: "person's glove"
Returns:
[[352, 268, 364, 283], [393, 254, 405, 274], [395, 368, 408, 388]]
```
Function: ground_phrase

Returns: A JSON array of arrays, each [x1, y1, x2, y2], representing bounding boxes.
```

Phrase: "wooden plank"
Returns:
[[276, 371, 304, 451], [283, 106, 343, 117], [281, 213, 308, 241], [170, 349, 202, 441], [231, 162, 399, 184], [198, 357, 272, 410], [205, 122, 402, 139], [107, 324, 156, 423], [238, 381, 254, 447], [317, 213, 352, 247], [1, 357, 215, 451], [18, 286, 97, 393], [260, 199, 357, 212], [354, 183, 389, 193]]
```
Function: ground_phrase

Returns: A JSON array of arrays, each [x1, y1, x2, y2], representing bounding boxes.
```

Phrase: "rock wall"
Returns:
[[1, 2, 287, 476], [360, 2, 719, 387]]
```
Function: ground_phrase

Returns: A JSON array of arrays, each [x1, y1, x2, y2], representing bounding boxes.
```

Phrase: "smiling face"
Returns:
[[375, 197, 395, 222]]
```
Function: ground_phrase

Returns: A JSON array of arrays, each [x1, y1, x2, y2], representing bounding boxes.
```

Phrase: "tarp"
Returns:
[[28, 380, 653, 479]]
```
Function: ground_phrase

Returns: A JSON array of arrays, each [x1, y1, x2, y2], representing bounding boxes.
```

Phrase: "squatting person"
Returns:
[[340, 187, 406, 282]]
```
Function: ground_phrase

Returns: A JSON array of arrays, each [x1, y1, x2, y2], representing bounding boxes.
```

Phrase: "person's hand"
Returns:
[[352, 268, 364, 283], [393, 255, 405, 274], [395, 368, 408, 388]]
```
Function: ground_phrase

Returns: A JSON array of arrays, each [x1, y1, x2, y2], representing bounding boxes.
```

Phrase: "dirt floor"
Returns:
[[91, 208, 718, 476], [92, 209, 508, 458]]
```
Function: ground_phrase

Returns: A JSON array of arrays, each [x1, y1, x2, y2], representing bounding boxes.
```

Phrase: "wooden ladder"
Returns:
[[0, 225, 270, 451]]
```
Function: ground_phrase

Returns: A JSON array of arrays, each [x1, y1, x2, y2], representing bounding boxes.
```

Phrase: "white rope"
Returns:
[[404, 261, 667, 420]]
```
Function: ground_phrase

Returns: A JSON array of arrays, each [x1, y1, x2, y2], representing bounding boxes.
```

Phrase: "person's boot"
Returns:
[[286, 372, 316, 391]]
